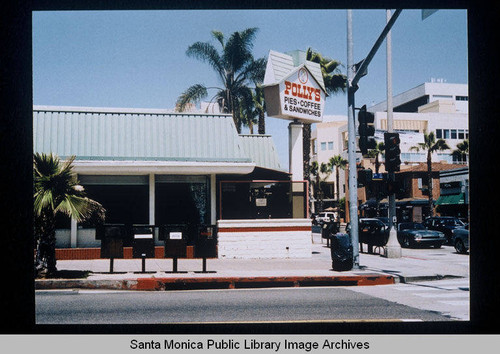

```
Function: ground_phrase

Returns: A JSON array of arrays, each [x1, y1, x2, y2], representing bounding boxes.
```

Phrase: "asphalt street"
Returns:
[[36, 286, 454, 324], [35, 232, 469, 325]]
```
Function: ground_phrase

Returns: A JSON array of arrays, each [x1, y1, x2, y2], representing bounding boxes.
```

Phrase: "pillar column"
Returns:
[[70, 218, 77, 248], [210, 174, 217, 224], [149, 173, 155, 225], [289, 121, 304, 181]]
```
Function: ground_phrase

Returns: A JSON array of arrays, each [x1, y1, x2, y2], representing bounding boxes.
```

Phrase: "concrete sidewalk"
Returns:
[[35, 232, 469, 291]]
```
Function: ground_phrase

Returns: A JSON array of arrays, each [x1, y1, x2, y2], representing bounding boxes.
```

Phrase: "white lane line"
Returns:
[[415, 280, 469, 286], [439, 300, 470, 306], [394, 287, 442, 291], [413, 292, 469, 298]]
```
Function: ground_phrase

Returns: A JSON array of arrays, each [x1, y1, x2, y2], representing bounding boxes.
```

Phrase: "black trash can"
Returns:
[[322, 221, 340, 238], [322, 221, 340, 247], [330, 233, 353, 271]]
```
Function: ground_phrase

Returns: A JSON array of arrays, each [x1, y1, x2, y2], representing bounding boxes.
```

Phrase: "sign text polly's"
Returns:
[[278, 67, 325, 122], [284, 81, 321, 102]]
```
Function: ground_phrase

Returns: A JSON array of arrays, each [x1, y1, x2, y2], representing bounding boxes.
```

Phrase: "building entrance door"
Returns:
[[155, 175, 209, 245]]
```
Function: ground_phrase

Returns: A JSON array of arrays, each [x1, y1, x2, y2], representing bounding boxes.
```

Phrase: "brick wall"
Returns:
[[55, 246, 196, 260], [410, 177, 440, 199]]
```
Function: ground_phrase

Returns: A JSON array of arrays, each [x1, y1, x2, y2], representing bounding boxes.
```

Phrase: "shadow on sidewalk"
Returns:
[[36, 270, 91, 280]]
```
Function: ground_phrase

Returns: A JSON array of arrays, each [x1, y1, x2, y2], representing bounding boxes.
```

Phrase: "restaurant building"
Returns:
[[34, 105, 311, 259]]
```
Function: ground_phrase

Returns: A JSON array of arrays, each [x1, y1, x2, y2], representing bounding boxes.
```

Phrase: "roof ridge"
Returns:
[[33, 105, 231, 117]]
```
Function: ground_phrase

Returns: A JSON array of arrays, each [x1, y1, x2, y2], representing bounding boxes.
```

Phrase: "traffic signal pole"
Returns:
[[346, 9, 402, 267], [346, 9, 360, 269], [384, 9, 402, 258]]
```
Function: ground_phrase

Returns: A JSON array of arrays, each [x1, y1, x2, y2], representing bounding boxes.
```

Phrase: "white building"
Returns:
[[34, 105, 312, 260], [368, 81, 468, 114], [311, 82, 469, 203]]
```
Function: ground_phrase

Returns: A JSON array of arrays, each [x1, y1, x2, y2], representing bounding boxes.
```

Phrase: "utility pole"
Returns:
[[384, 9, 402, 258], [346, 9, 402, 267], [346, 9, 360, 269]]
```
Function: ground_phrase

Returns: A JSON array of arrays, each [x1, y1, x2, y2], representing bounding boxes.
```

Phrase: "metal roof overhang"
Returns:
[[72, 160, 256, 175]]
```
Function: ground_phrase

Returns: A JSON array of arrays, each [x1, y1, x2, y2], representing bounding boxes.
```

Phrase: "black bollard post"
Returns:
[[202, 257, 207, 273], [173, 257, 178, 273], [141, 254, 146, 273], [110, 258, 114, 273]]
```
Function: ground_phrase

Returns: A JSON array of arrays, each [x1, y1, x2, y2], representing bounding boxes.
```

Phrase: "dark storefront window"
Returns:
[[83, 184, 149, 225], [220, 181, 307, 219], [79, 175, 149, 227], [155, 175, 209, 226]]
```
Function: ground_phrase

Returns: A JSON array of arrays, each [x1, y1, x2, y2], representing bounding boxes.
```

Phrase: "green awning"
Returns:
[[435, 193, 465, 205]]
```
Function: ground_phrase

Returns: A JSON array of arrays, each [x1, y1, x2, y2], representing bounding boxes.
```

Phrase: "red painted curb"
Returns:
[[35, 275, 395, 291], [133, 275, 395, 291]]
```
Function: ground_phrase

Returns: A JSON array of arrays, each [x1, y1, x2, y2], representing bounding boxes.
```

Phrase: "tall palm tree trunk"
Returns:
[[335, 167, 340, 201], [258, 111, 265, 134], [38, 210, 57, 274], [427, 150, 434, 216], [303, 123, 312, 213]]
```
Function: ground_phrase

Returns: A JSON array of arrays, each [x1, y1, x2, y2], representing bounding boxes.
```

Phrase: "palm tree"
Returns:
[[409, 132, 450, 216], [254, 85, 266, 134], [306, 48, 347, 97], [238, 90, 259, 134], [303, 48, 347, 193], [175, 28, 266, 134], [328, 155, 348, 201], [452, 139, 469, 164], [366, 141, 385, 173], [34, 153, 104, 275], [310, 161, 332, 212]]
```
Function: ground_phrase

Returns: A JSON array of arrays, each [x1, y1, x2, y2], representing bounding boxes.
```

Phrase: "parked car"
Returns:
[[422, 216, 466, 245], [315, 212, 336, 224], [396, 222, 446, 248], [375, 217, 390, 227], [452, 224, 469, 254], [358, 218, 390, 247]]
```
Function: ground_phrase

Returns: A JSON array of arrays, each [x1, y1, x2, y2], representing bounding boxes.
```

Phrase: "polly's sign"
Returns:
[[263, 50, 327, 123]]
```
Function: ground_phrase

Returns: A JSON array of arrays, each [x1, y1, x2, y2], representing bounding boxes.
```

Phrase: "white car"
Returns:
[[315, 212, 336, 224]]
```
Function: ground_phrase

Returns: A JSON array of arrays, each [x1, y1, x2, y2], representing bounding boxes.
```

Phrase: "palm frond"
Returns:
[[430, 139, 450, 153], [223, 28, 258, 73], [186, 42, 224, 78], [34, 189, 55, 216], [243, 57, 267, 84], [175, 84, 208, 111], [211, 30, 225, 48], [55, 195, 104, 223]]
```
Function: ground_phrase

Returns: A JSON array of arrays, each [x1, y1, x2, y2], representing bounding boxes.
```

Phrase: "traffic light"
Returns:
[[386, 178, 399, 195], [384, 132, 401, 172], [358, 105, 376, 155], [357, 169, 373, 187]]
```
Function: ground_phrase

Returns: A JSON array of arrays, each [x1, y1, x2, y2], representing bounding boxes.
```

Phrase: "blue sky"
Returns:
[[32, 9, 468, 169]]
